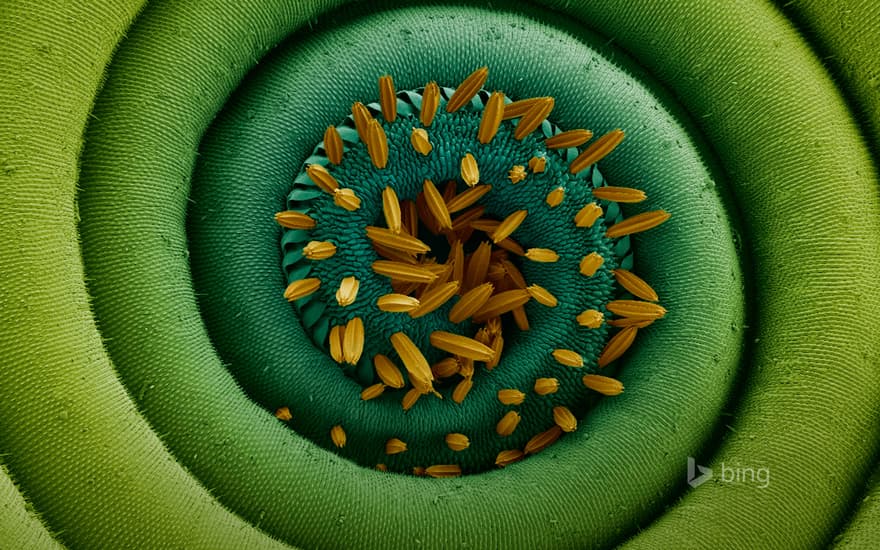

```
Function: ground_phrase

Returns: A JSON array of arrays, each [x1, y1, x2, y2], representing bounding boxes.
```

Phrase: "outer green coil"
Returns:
[[0, 0, 877, 548]]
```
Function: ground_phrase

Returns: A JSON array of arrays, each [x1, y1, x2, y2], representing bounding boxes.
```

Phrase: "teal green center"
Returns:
[[282, 87, 628, 389]]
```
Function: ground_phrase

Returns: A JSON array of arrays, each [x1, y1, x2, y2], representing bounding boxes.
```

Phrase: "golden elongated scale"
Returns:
[[374, 354, 405, 388], [574, 203, 602, 228], [422, 179, 453, 230], [552, 348, 584, 368], [378, 74, 396, 122], [546, 187, 565, 207], [569, 128, 625, 174], [445, 433, 470, 451], [420, 81, 440, 126], [491, 210, 527, 244], [446, 184, 491, 213], [592, 186, 647, 203], [545, 129, 593, 149], [524, 425, 562, 454], [606, 300, 667, 319], [495, 449, 524, 467], [486, 334, 504, 370], [583, 374, 624, 395], [473, 289, 530, 321], [366, 226, 431, 254], [502, 97, 547, 120], [306, 163, 338, 194], [390, 332, 434, 393], [606, 210, 671, 238], [514, 97, 554, 140], [496, 411, 521, 436], [328, 325, 345, 363], [367, 119, 389, 169], [448, 282, 494, 323], [478, 91, 505, 143], [402, 388, 421, 411], [385, 438, 408, 455], [525, 248, 559, 263], [331, 425, 346, 448], [607, 317, 654, 329], [430, 331, 495, 362], [496, 237, 525, 256], [303, 240, 336, 260], [553, 406, 577, 432], [446, 66, 489, 112], [597, 326, 639, 368], [382, 186, 402, 234], [426, 465, 462, 478], [450, 240, 465, 284], [333, 188, 361, 211], [452, 377, 473, 404], [275, 210, 316, 229], [534, 378, 559, 395], [470, 219, 500, 233], [411, 127, 432, 155], [342, 317, 364, 364], [461, 153, 480, 187], [580, 252, 604, 277], [577, 309, 604, 329], [463, 241, 492, 291], [336, 276, 359, 307], [377, 293, 420, 313], [432, 357, 460, 378], [323, 125, 343, 165], [410, 281, 460, 318], [284, 278, 320, 301], [372, 261, 438, 283], [612, 269, 659, 302], [527, 284, 557, 307], [361, 383, 385, 401], [351, 101, 371, 142], [402, 200, 419, 237], [497, 389, 525, 405]]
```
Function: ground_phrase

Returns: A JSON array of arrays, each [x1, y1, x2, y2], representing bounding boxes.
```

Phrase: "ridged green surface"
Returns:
[[834, 464, 880, 548], [0, 0, 291, 548], [0, 465, 58, 549], [573, 2, 880, 546], [1, 0, 878, 548], [780, 0, 880, 158]]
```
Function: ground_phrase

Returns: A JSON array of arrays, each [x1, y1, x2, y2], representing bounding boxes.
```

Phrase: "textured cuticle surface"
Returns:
[[12, 0, 880, 547], [3, 0, 879, 547]]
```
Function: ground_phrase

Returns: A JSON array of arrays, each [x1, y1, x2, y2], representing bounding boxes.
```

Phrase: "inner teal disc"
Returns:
[[282, 86, 629, 388]]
